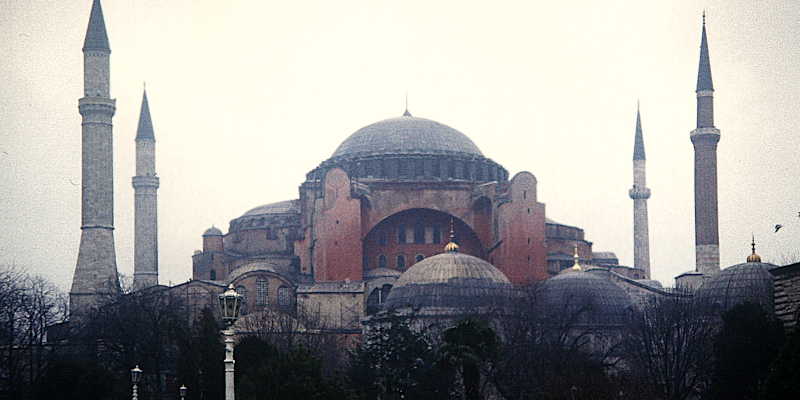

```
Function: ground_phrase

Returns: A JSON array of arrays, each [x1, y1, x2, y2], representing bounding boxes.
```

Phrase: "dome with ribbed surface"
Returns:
[[535, 270, 633, 326], [384, 251, 513, 310], [695, 261, 777, 311], [242, 200, 300, 217], [331, 114, 483, 159]]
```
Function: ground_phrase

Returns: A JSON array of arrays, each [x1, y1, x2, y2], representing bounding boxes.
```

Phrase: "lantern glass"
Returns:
[[131, 365, 142, 384], [218, 284, 242, 323]]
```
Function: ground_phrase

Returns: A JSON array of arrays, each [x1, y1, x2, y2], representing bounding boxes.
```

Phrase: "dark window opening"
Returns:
[[396, 255, 406, 269], [415, 254, 425, 263], [414, 221, 425, 244], [210, 270, 216, 280], [433, 226, 442, 244], [378, 255, 387, 268], [379, 231, 388, 246], [398, 225, 406, 244]]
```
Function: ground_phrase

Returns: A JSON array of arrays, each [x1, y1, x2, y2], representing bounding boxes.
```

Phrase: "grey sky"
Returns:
[[2, 0, 799, 290]]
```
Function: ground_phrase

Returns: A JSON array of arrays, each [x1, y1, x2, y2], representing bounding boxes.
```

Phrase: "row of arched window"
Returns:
[[234, 279, 293, 313], [377, 224, 444, 245], [374, 254, 425, 269]]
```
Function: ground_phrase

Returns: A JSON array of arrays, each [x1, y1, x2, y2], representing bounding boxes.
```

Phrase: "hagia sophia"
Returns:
[[68, 0, 800, 339]]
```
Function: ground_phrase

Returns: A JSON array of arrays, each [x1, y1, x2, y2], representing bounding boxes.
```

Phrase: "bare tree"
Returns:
[[0, 266, 67, 399], [623, 295, 717, 400]]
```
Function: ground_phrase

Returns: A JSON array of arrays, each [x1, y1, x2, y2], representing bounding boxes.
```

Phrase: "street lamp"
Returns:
[[179, 384, 187, 400], [130, 365, 142, 400], [219, 284, 242, 400]]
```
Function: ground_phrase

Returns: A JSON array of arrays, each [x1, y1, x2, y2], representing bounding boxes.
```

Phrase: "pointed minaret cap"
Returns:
[[746, 234, 762, 263], [696, 12, 714, 92], [136, 89, 155, 140], [571, 244, 582, 271], [633, 102, 646, 160], [83, 0, 110, 52]]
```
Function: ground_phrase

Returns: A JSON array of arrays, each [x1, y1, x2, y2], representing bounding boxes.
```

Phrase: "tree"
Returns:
[[0, 266, 67, 399], [176, 307, 225, 400], [348, 313, 453, 400], [761, 326, 800, 399], [234, 336, 348, 400], [623, 295, 716, 400], [708, 302, 784, 400], [440, 318, 499, 400]]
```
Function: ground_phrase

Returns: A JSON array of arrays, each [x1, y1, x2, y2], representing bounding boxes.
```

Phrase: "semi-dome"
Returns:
[[384, 250, 513, 311], [535, 270, 633, 326], [331, 113, 483, 159], [695, 259, 777, 312]]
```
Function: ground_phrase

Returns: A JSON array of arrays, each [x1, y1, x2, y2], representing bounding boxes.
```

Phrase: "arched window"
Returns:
[[378, 231, 388, 246], [415, 254, 425, 263], [235, 285, 248, 315], [432, 225, 442, 244], [398, 225, 406, 244], [278, 286, 291, 307], [378, 255, 387, 268], [396, 255, 406, 270], [414, 221, 425, 244], [256, 278, 268, 306], [210, 270, 216, 280]]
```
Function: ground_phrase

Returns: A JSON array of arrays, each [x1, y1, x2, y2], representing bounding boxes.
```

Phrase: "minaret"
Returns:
[[132, 89, 160, 289], [70, 0, 120, 320], [691, 13, 721, 275], [629, 104, 651, 278]]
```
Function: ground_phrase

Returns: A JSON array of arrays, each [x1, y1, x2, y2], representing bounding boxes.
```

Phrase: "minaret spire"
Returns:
[[691, 14, 722, 275], [629, 103, 652, 278], [132, 89, 160, 289], [71, 0, 119, 320]]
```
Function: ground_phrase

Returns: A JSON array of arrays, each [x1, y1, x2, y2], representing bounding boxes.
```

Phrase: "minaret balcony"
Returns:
[[132, 175, 160, 189], [78, 97, 116, 116], [629, 187, 651, 200]]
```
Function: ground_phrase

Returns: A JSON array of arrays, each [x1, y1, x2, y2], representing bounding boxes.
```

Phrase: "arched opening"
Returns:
[[366, 284, 393, 315], [362, 208, 486, 273]]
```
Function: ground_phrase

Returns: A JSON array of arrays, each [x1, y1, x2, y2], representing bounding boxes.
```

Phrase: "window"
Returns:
[[278, 286, 291, 307], [210, 270, 216, 280], [398, 225, 406, 244], [432, 226, 442, 244], [235, 285, 248, 314], [378, 231, 388, 246], [396, 255, 406, 269], [256, 278, 268, 306], [414, 221, 425, 244], [378, 255, 387, 268], [415, 254, 424, 263]]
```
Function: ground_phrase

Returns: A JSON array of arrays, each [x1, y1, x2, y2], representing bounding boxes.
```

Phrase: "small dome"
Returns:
[[242, 200, 300, 217], [331, 114, 483, 159], [696, 260, 777, 311], [203, 226, 223, 236], [536, 270, 633, 326], [384, 251, 513, 310]]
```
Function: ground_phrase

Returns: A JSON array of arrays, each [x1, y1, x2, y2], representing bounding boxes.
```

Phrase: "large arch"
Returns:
[[362, 208, 486, 273]]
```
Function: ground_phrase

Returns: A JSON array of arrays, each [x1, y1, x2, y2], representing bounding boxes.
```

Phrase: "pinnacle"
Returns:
[[83, 0, 110, 52], [633, 107, 645, 160], [136, 90, 155, 140], [696, 16, 714, 91]]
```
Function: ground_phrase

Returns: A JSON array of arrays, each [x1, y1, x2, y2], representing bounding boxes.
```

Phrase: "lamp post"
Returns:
[[179, 384, 187, 400], [130, 365, 142, 400], [219, 284, 242, 400]]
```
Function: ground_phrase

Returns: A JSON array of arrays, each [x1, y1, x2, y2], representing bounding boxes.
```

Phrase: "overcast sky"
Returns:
[[2, 0, 799, 290]]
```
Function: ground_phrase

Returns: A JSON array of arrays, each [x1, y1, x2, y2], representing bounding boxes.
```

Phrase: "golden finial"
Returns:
[[746, 234, 761, 263], [444, 217, 459, 252], [571, 244, 582, 271]]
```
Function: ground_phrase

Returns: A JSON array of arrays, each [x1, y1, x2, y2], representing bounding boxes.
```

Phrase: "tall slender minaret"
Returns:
[[691, 13, 721, 275], [629, 104, 651, 278], [132, 89, 160, 289], [70, 0, 120, 320]]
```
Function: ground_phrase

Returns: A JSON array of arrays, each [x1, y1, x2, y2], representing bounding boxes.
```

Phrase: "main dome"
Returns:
[[331, 113, 483, 159]]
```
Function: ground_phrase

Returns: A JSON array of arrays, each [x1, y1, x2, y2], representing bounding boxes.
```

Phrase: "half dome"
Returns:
[[384, 251, 513, 311], [331, 114, 483, 159]]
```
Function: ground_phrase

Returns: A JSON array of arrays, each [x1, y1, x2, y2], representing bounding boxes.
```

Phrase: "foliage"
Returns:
[[234, 335, 349, 400], [176, 307, 225, 400], [348, 313, 453, 400], [761, 326, 800, 399], [34, 359, 119, 400], [708, 302, 784, 400], [440, 318, 499, 400]]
